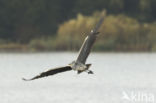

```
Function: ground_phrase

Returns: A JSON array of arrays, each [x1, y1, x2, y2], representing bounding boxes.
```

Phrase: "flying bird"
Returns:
[[22, 14, 105, 81]]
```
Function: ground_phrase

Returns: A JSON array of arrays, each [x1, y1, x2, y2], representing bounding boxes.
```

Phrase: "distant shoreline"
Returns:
[[0, 43, 154, 53]]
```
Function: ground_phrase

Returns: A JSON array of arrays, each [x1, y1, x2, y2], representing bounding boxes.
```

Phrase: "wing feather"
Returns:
[[22, 66, 72, 81], [76, 15, 104, 64]]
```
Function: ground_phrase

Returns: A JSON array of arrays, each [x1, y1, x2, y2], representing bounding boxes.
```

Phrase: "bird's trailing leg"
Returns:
[[86, 70, 94, 74], [76, 63, 93, 74], [77, 69, 93, 74]]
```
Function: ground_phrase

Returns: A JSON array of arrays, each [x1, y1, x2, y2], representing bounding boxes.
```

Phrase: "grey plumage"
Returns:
[[23, 14, 104, 81], [76, 16, 104, 64]]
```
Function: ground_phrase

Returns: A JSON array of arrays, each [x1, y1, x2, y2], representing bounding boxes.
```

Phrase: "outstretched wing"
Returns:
[[76, 15, 105, 64], [22, 66, 72, 81]]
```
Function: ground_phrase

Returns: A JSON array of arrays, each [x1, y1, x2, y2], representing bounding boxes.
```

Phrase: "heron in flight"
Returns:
[[23, 15, 104, 81]]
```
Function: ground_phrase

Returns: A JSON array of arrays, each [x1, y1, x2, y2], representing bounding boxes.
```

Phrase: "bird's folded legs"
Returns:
[[77, 70, 93, 74], [86, 70, 94, 74]]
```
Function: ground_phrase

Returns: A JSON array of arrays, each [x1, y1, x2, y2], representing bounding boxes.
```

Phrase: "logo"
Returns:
[[122, 90, 155, 102]]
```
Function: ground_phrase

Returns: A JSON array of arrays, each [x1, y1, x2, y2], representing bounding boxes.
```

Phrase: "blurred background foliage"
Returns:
[[0, 0, 155, 52]]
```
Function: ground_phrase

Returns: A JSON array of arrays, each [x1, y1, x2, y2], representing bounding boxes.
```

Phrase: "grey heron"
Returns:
[[22, 14, 104, 81]]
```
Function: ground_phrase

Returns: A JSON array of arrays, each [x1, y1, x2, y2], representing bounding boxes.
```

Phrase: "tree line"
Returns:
[[0, 0, 156, 44]]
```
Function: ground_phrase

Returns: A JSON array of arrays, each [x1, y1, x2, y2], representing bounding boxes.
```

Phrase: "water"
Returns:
[[0, 52, 156, 103]]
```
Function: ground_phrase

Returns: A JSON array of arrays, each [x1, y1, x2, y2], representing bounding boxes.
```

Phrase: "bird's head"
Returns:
[[68, 61, 76, 66]]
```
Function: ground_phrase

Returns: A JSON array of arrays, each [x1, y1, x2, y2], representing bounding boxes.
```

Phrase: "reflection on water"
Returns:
[[0, 52, 156, 103]]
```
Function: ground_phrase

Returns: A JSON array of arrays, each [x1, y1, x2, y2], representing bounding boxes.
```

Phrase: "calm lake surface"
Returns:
[[0, 52, 156, 103]]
